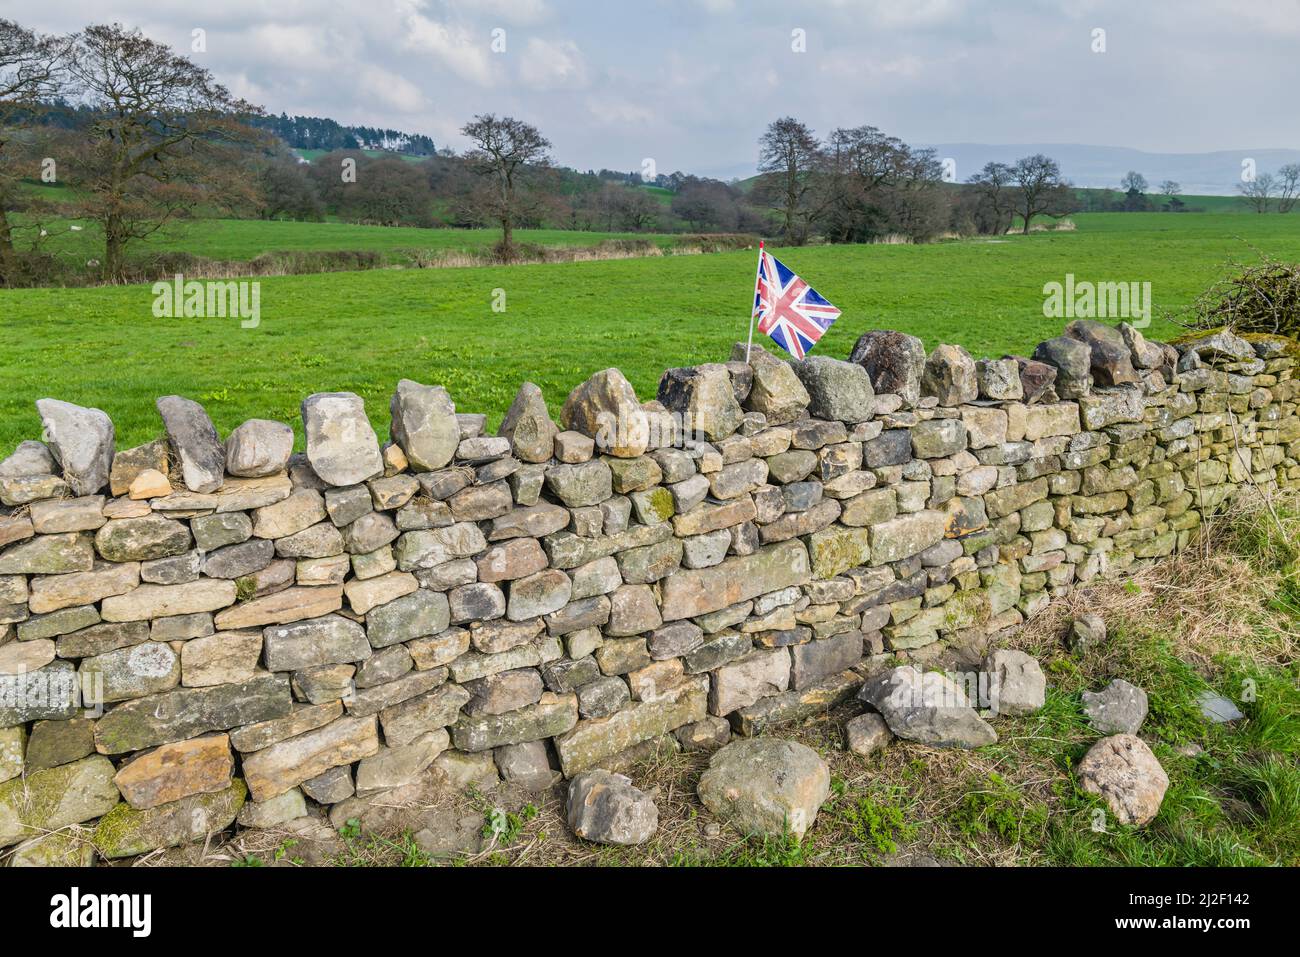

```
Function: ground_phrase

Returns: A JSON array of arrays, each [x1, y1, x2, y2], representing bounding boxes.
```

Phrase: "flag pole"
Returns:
[[746, 239, 764, 364]]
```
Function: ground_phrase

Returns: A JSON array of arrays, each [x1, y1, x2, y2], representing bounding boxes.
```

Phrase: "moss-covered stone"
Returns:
[[93, 778, 247, 859]]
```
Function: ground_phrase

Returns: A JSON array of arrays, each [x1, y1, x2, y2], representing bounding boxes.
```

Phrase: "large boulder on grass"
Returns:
[[858, 665, 997, 748], [566, 770, 657, 845], [697, 737, 829, 840], [1077, 733, 1168, 826]]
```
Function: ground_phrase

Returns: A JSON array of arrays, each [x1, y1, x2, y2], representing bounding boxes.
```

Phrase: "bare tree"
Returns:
[[0, 18, 68, 284], [1276, 164, 1300, 214], [460, 113, 551, 259], [64, 23, 261, 280], [1012, 154, 1073, 233], [1239, 173, 1275, 213], [967, 161, 1017, 234], [1157, 179, 1184, 212], [755, 117, 823, 245], [1120, 171, 1148, 194]]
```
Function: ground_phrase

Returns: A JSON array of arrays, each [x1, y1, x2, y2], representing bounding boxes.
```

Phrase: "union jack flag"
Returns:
[[752, 245, 841, 359]]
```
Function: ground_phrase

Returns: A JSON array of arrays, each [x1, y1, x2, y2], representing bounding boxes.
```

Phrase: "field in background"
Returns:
[[2, 212, 1299, 451], [22, 215, 684, 266]]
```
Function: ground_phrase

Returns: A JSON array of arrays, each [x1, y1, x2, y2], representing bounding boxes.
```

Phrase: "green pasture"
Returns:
[[2, 212, 1298, 453]]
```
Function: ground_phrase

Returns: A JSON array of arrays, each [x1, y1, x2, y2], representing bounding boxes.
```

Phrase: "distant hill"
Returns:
[[249, 113, 435, 156], [923, 143, 1300, 195]]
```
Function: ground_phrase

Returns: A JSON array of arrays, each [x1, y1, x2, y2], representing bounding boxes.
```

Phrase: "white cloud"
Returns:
[[518, 37, 588, 90], [394, 0, 497, 86]]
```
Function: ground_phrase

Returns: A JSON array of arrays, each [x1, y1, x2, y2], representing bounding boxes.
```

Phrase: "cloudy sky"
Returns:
[[13, 0, 1300, 179]]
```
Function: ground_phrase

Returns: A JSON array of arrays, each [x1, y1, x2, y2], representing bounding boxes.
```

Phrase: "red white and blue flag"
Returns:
[[752, 243, 841, 359]]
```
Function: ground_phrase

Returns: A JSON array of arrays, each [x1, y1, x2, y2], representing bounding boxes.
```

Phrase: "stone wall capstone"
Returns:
[[1, 319, 1297, 859]]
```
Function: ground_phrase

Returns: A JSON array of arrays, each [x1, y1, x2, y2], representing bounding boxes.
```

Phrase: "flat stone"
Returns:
[[213, 584, 343, 630], [1196, 690, 1244, 724], [93, 674, 292, 754], [23, 718, 95, 771], [263, 614, 371, 671], [79, 641, 180, 703], [28, 561, 139, 614], [450, 692, 578, 751], [29, 496, 106, 535], [112, 733, 234, 809], [379, 684, 472, 747], [242, 714, 380, 802], [203, 538, 275, 579], [659, 541, 809, 621], [395, 523, 487, 570], [0, 532, 94, 575], [355, 729, 450, 795], [101, 579, 236, 622], [345, 667, 449, 717], [554, 678, 706, 776], [229, 701, 344, 753], [1082, 678, 1148, 734], [54, 620, 148, 658], [18, 604, 100, 641], [0, 661, 80, 725], [95, 514, 192, 562]]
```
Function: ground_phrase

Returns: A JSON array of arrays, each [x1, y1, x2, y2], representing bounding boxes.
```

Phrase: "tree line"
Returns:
[[752, 116, 1078, 244], [3, 17, 1092, 287]]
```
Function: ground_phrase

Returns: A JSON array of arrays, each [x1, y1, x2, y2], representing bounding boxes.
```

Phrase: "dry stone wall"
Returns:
[[1, 319, 1297, 863]]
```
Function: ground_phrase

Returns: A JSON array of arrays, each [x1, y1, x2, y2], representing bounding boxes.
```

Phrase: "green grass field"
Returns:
[[2, 211, 1298, 453], [22, 214, 681, 266]]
